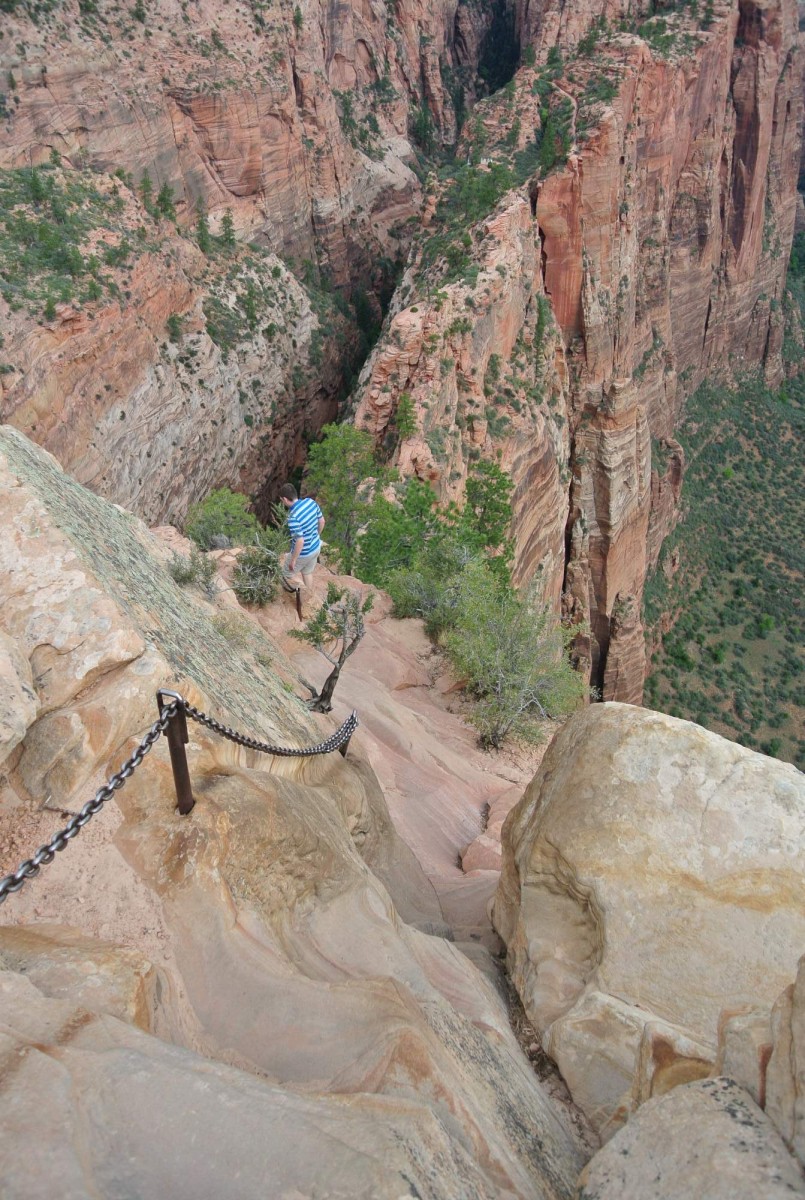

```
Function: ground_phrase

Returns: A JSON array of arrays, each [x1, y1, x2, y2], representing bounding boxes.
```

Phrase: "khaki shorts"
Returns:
[[282, 549, 320, 583]]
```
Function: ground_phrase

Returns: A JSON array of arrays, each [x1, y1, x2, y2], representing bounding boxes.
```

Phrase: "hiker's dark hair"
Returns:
[[280, 483, 298, 502]]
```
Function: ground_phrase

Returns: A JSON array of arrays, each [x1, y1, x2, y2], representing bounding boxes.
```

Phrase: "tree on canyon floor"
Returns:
[[643, 372, 805, 770], [291, 584, 374, 712]]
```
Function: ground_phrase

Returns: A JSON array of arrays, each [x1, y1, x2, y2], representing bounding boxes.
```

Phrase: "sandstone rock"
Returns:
[[767, 954, 805, 1169], [576, 1077, 805, 1200], [0, 924, 158, 1031], [0, 428, 585, 1197], [494, 703, 805, 1139], [714, 1006, 774, 1109], [0, 969, 514, 1200], [0, 633, 38, 768], [462, 833, 503, 873]]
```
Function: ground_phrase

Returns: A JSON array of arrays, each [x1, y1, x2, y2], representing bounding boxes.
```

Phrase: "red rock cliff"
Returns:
[[353, 0, 803, 701]]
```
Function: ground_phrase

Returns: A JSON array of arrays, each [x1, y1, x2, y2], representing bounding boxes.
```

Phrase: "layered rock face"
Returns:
[[492, 703, 805, 1141], [0, 175, 351, 525], [0, 0, 466, 274], [0, 0, 500, 523], [0, 425, 585, 1197], [353, 0, 803, 699]]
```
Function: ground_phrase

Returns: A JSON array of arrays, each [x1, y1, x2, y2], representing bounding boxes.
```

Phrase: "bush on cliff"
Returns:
[[445, 562, 587, 747], [185, 488, 261, 550], [300, 423, 585, 746]]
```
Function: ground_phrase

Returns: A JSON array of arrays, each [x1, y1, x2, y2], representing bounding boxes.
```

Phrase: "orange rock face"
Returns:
[[0, 0, 487, 522], [355, 0, 803, 702]]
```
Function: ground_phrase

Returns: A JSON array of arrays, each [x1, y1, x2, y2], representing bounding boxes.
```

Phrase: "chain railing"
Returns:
[[0, 691, 358, 905]]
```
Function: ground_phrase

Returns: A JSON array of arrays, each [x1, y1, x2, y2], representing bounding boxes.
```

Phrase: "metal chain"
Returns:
[[0, 696, 358, 906], [183, 702, 359, 757], [0, 701, 178, 905]]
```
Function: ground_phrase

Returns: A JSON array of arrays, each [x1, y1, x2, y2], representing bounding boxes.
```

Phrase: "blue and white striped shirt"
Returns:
[[287, 497, 323, 556]]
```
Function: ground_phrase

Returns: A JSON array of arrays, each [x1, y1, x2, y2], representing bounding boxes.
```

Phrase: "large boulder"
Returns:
[[576, 1077, 805, 1200], [493, 703, 805, 1139]]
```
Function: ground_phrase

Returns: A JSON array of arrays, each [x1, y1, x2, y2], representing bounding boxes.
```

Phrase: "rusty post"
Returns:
[[156, 691, 195, 815], [295, 587, 303, 621]]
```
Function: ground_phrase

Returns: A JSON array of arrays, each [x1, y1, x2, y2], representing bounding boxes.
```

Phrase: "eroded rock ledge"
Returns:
[[0, 424, 585, 1197]]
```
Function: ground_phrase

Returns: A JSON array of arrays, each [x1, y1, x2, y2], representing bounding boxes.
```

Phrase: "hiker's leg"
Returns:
[[298, 550, 320, 588], [282, 553, 303, 590]]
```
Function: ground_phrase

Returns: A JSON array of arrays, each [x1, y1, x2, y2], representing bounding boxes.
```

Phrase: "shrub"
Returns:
[[290, 584, 374, 711], [394, 391, 417, 439], [168, 546, 217, 597], [445, 563, 587, 747], [184, 488, 261, 549], [232, 544, 282, 606]]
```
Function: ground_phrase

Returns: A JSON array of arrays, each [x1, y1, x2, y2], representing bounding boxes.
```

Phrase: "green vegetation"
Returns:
[[304, 424, 377, 573], [220, 209, 236, 249], [168, 546, 217, 597], [0, 165, 132, 316], [231, 541, 283, 606], [643, 376, 805, 769], [419, 161, 522, 284], [445, 565, 587, 747], [185, 487, 262, 549], [394, 391, 417, 440], [295, 420, 586, 745], [230, 509, 289, 607], [291, 584, 374, 711]]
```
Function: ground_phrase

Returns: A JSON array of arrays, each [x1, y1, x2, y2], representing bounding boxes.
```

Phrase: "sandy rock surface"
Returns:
[[0, 426, 585, 1197], [576, 1077, 805, 1200], [494, 702, 805, 1139]]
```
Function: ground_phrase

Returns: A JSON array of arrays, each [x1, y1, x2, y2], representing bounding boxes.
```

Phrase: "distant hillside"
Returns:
[[644, 365, 805, 770]]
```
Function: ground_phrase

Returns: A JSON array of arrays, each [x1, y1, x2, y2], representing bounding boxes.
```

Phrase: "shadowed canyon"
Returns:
[[0, 0, 804, 1195]]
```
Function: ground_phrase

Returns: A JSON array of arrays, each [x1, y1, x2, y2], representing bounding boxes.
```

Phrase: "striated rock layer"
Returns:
[[0, 0, 502, 523], [0, 425, 585, 1197], [353, 0, 803, 700]]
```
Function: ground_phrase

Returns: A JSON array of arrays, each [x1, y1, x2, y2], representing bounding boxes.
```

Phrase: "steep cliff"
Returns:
[[353, 0, 803, 699], [0, 0, 505, 521]]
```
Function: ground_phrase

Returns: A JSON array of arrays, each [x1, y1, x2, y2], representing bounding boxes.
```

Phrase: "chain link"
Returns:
[[0, 696, 358, 906], [183, 703, 359, 757], [0, 702, 178, 905]]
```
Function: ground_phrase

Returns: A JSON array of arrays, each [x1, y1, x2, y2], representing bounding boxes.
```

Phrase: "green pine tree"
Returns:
[[221, 208, 236, 249]]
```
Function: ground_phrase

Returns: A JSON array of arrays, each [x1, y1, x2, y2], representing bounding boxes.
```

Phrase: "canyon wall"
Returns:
[[1, 0, 801, 697], [353, 0, 803, 699], [0, 0, 497, 521]]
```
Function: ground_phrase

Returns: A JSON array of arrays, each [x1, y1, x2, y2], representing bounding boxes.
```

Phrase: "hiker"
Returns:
[[279, 484, 325, 597]]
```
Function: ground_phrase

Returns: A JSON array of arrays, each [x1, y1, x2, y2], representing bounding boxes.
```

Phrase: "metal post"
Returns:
[[295, 588, 303, 621], [156, 691, 195, 815], [338, 735, 352, 759]]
